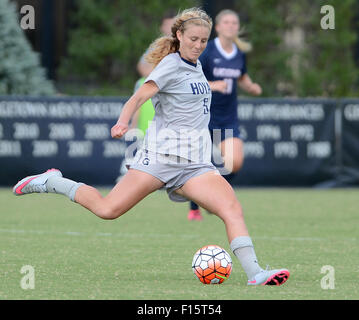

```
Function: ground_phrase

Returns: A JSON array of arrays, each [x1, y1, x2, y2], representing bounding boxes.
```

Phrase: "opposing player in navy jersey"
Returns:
[[188, 9, 262, 221]]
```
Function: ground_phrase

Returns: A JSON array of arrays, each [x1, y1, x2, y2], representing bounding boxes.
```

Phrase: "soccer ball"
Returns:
[[192, 245, 232, 284]]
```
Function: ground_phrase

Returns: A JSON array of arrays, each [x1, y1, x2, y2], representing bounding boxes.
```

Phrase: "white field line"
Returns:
[[0, 228, 357, 242], [0, 228, 196, 239]]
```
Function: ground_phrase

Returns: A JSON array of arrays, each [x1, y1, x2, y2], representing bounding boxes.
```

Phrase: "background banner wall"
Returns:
[[0, 96, 127, 186], [0, 96, 357, 187], [338, 99, 359, 186], [233, 98, 338, 186]]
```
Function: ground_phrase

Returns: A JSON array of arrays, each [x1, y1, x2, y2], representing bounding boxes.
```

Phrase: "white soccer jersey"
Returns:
[[143, 52, 212, 163]]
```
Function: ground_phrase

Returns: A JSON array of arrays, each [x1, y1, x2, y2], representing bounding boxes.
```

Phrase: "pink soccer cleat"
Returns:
[[13, 169, 62, 196], [247, 267, 290, 286], [187, 209, 203, 221]]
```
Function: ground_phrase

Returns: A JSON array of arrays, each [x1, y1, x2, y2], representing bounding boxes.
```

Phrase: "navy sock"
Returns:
[[190, 201, 199, 210]]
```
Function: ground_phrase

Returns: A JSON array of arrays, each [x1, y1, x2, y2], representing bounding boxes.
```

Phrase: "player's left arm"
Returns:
[[237, 74, 262, 96]]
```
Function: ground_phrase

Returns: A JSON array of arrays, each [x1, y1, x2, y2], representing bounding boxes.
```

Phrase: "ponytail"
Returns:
[[233, 35, 252, 53], [145, 36, 179, 67]]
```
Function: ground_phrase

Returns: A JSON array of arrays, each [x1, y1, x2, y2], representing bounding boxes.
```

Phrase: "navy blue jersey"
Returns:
[[199, 38, 247, 129]]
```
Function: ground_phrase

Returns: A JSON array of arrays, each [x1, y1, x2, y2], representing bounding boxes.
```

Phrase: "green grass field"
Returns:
[[0, 187, 358, 300]]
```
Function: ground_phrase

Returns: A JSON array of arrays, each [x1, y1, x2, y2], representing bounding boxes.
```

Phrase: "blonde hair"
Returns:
[[145, 8, 213, 67], [215, 9, 252, 53]]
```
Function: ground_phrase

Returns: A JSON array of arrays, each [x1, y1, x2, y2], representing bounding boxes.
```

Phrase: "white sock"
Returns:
[[230, 236, 263, 280], [46, 176, 84, 202]]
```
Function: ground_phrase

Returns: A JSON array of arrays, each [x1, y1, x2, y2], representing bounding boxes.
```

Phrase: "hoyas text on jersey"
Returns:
[[190, 82, 211, 95]]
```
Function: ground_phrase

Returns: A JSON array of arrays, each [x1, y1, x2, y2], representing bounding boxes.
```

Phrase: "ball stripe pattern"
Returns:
[[192, 245, 232, 284]]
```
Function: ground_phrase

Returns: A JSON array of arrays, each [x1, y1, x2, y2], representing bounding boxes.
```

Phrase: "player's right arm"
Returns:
[[111, 80, 159, 139], [199, 43, 228, 94], [238, 74, 262, 96], [208, 80, 228, 94]]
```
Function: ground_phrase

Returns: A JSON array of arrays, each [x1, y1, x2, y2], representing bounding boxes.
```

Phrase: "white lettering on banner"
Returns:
[[256, 125, 281, 140], [307, 142, 331, 158], [0, 101, 48, 118], [68, 141, 92, 157], [0, 101, 123, 119], [243, 142, 265, 158], [13, 122, 40, 139], [290, 125, 314, 141], [84, 124, 109, 139], [48, 123, 75, 140], [82, 103, 121, 119], [274, 142, 298, 158], [238, 104, 325, 121], [237, 104, 254, 120], [103, 141, 127, 158], [0, 141, 21, 157], [48, 102, 82, 118], [32, 141, 58, 157], [344, 104, 359, 121], [238, 126, 247, 140]]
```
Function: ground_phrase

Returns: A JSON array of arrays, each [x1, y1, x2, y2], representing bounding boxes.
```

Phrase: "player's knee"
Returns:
[[219, 199, 244, 221], [233, 153, 244, 172], [97, 204, 123, 220], [231, 160, 243, 173]]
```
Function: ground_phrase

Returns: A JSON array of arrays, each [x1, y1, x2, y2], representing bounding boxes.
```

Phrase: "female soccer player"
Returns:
[[117, 12, 176, 179], [13, 8, 289, 286], [188, 9, 262, 221]]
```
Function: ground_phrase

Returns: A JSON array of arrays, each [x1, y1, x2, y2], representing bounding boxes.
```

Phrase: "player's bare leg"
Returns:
[[187, 137, 245, 220], [176, 171, 289, 286], [74, 169, 164, 219], [14, 168, 164, 220], [177, 171, 248, 242], [219, 137, 244, 174]]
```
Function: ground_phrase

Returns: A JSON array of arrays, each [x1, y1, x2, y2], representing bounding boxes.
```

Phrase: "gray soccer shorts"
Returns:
[[127, 149, 219, 202]]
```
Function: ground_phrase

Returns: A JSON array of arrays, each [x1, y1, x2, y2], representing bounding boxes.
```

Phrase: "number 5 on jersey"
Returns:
[[203, 98, 209, 114]]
